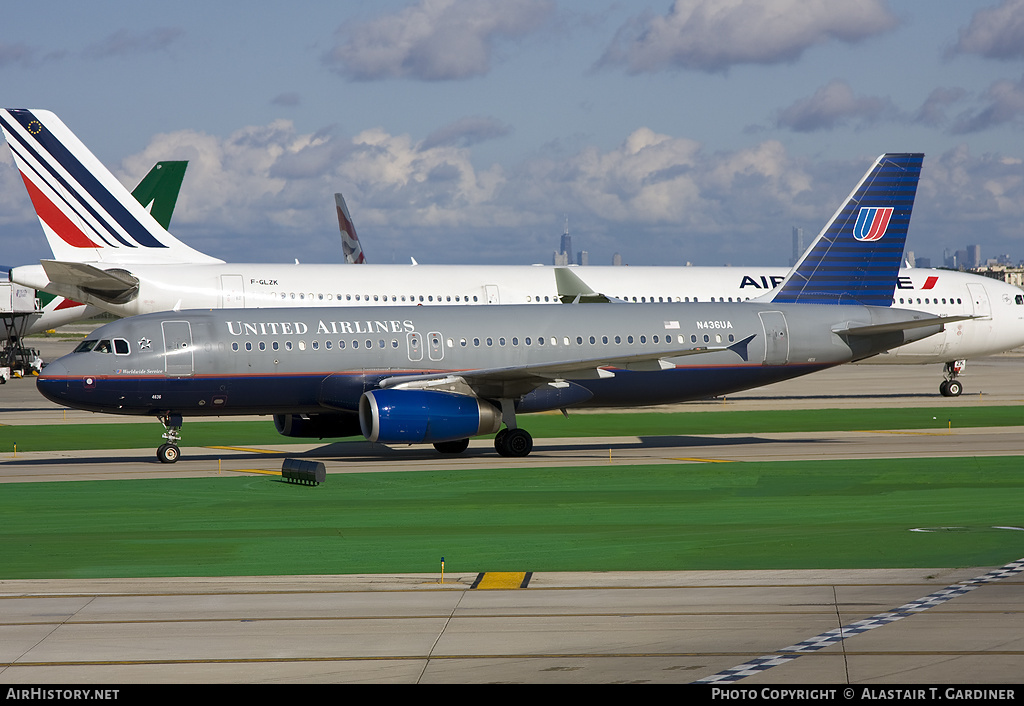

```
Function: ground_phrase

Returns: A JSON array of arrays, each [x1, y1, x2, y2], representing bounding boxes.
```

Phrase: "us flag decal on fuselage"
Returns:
[[853, 206, 894, 242]]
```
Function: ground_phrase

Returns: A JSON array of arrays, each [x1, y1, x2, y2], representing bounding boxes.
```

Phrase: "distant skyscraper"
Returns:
[[577, 250, 588, 266], [557, 216, 573, 266], [791, 227, 804, 266], [955, 249, 969, 269], [968, 244, 981, 268], [613, 252, 622, 266]]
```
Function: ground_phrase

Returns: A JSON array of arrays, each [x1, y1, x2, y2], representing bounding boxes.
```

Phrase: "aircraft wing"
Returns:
[[554, 267, 626, 303], [378, 335, 755, 398], [40, 260, 139, 303]]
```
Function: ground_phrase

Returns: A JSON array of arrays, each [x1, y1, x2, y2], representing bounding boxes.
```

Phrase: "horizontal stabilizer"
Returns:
[[554, 267, 624, 304], [40, 260, 139, 304], [833, 314, 975, 337]]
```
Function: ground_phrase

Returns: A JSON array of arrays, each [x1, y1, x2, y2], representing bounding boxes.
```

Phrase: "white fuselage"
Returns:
[[12, 262, 1024, 365]]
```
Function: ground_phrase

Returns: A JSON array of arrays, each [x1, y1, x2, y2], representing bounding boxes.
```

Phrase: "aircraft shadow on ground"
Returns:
[[0, 435, 831, 468]]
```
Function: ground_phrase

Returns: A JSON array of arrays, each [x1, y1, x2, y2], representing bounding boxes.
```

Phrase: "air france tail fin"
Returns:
[[770, 153, 923, 306], [335, 192, 366, 264], [131, 161, 187, 231], [0, 109, 221, 265]]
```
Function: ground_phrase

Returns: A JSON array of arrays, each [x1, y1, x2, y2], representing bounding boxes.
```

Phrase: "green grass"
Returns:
[[2, 406, 1023, 453], [2, 457, 1022, 579]]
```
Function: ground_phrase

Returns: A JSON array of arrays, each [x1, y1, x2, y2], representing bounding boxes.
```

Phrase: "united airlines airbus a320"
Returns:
[[3, 109, 1023, 397], [38, 153, 965, 463]]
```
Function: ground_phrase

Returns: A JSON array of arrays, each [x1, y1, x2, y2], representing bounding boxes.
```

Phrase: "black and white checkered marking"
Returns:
[[694, 557, 1024, 683]]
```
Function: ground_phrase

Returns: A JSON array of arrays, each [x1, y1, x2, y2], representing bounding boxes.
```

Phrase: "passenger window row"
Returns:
[[264, 292, 757, 304], [896, 297, 964, 305], [228, 331, 739, 353], [275, 292, 484, 303]]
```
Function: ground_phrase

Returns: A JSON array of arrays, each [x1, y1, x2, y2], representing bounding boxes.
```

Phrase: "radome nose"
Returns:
[[39, 359, 67, 378], [36, 360, 69, 403]]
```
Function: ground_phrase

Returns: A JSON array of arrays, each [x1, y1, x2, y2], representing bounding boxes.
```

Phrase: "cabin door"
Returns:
[[162, 321, 194, 375], [758, 311, 790, 365]]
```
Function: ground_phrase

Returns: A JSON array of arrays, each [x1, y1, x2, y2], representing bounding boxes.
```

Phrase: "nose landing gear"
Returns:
[[157, 413, 183, 463]]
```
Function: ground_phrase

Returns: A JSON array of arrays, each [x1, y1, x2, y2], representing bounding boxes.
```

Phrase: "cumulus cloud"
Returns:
[[115, 118, 508, 244], [917, 146, 1024, 245], [950, 74, 1024, 133], [775, 79, 896, 132], [949, 0, 1024, 61], [599, 0, 898, 74], [325, 0, 554, 81], [912, 87, 969, 127], [14, 117, 1004, 267]]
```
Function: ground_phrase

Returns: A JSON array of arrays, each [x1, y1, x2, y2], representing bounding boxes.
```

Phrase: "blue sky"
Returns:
[[2, 0, 1023, 268]]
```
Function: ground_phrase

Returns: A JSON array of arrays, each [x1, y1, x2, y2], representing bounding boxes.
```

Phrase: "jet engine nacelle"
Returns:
[[359, 389, 502, 444], [273, 413, 362, 439]]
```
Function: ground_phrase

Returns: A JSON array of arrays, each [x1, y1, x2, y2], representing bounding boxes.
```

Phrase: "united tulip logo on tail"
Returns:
[[853, 206, 894, 242]]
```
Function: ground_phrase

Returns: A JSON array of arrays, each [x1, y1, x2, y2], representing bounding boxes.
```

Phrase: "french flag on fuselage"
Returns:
[[853, 206, 893, 242]]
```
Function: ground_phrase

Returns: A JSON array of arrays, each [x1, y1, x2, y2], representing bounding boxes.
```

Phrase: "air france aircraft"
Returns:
[[4, 109, 1023, 397], [39, 153, 961, 463], [4, 159, 188, 339]]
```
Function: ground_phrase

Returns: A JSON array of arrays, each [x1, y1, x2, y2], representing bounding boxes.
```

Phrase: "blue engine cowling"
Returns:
[[359, 389, 502, 444]]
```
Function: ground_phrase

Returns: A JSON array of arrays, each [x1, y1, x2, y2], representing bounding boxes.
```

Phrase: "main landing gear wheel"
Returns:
[[494, 428, 533, 457], [940, 379, 963, 397], [157, 443, 180, 464], [434, 438, 470, 454]]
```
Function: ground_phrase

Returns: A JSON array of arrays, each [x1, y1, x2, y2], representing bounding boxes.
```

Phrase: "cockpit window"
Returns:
[[94, 340, 112, 354], [113, 339, 130, 355], [74, 340, 97, 353], [1016, 295, 1023, 306]]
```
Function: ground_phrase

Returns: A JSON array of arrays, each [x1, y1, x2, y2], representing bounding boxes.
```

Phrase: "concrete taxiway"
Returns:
[[1, 567, 1022, 684], [1, 348, 1023, 683]]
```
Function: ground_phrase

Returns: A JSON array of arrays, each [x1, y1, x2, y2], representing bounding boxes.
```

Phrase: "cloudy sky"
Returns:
[[2, 0, 1023, 269]]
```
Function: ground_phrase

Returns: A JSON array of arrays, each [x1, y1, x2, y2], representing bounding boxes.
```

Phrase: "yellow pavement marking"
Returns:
[[205, 445, 281, 454], [670, 457, 735, 463], [861, 430, 954, 436], [474, 572, 530, 589]]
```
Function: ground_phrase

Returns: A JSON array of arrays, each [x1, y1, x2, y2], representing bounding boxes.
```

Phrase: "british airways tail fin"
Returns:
[[770, 153, 923, 306], [130, 160, 187, 231], [0, 109, 221, 265], [335, 192, 366, 264]]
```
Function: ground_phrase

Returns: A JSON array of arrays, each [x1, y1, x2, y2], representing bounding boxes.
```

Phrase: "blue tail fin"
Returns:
[[771, 153, 923, 306]]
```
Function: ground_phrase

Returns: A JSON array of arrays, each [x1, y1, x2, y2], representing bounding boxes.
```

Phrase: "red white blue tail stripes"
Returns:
[[772, 153, 923, 307], [0, 109, 220, 265]]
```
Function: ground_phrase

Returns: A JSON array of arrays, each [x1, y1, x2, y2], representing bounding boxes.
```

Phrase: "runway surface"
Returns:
[[1, 351, 1023, 684]]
